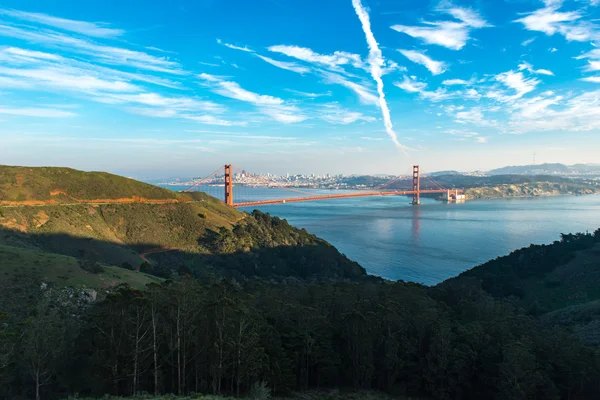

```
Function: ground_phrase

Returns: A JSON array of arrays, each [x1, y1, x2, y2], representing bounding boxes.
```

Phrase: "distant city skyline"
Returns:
[[1, 0, 600, 178]]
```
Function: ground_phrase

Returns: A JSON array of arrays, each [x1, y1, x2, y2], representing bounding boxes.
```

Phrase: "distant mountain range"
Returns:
[[488, 163, 600, 176]]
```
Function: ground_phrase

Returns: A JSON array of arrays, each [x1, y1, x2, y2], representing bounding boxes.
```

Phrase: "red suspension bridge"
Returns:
[[183, 165, 464, 208]]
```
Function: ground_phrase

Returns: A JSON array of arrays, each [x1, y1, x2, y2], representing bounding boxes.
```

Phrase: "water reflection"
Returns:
[[412, 205, 421, 239], [164, 185, 600, 284]]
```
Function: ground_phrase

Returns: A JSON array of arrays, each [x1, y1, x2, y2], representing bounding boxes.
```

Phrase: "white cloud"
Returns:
[[446, 129, 478, 137], [0, 23, 184, 74], [260, 105, 308, 124], [512, 94, 563, 117], [183, 115, 248, 126], [198, 73, 308, 123], [285, 89, 332, 98], [361, 136, 384, 141], [268, 44, 365, 71], [576, 49, 600, 72], [0, 43, 227, 124], [391, 5, 489, 50], [420, 88, 454, 102], [518, 61, 554, 75], [127, 107, 178, 118], [255, 55, 310, 74], [516, 8, 576, 35], [550, 47, 558, 52], [495, 70, 540, 98], [394, 75, 427, 93], [505, 90, 600, 134], [98, 92, 223, 113], [320, 71, 378, 104], [509, 91, 600, 134], [0, 9, 124, 38], [446, 128, 487, 143], [198, 73, 283, 105], [398, 49, 447, 75], [454, 107, 494, 126], [515, 2, 597, 42], [198, 61, 220, 67], [581, 76, 600, 82], [265, 43, 401, 104], [1, 46, 62, 61], [352, 0, 403, 149], [442, 5, 489, 28], [0, 75, 32, 88], [442, 78, 472, 85], [216, 39, 253, 52], [391, 22, 469, 51], [522, 37, 537, 46], [583, 60, 600, 72], [319, 103, 376, 124], [0, 65, 140, 93], [0, 106, 77, 118], [463, 88, 482, 100], [381, 60, 406, 75], [394, 76, 455, 102]]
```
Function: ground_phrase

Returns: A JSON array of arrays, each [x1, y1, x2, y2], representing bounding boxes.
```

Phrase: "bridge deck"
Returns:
[[233, 189, 460, 207]]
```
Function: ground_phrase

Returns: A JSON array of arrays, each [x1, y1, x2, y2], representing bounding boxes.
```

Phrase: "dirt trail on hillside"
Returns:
[[139, 247, 173, 267], [0, 198, 187, 207], [0, 188, 196, 207]]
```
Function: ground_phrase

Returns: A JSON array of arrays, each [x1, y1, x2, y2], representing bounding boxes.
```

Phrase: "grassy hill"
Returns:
[[0, 165, 365, 282], [0, 165, 180, 203], [0, 244, 159, 290], [2, 167, 600, 400]]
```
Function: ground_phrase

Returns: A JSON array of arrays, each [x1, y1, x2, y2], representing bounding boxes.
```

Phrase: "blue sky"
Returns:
[[1, 0, 599, 177]]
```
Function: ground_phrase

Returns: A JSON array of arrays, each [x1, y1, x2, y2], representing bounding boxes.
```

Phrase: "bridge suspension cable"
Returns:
[[182, 166, 225, 193], [189, 163, 463, 207]]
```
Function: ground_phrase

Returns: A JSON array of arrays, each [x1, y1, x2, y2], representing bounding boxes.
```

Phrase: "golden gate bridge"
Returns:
[[182, 165, 464, 208]]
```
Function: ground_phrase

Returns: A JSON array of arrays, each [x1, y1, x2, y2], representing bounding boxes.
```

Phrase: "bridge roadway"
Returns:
[[233, 189, 457, 208]]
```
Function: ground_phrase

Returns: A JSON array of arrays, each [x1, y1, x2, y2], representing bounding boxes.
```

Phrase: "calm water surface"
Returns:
[[167, 185, 600, 285]]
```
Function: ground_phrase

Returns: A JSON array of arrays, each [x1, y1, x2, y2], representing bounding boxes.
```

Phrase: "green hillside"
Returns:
[[0, 244, 159, 290], [447, 230, 600, 312], [2, 165, 600, 400], [0, 166, 364, 281], [0, 165, 180, 202], [438, 229, 600, 346]]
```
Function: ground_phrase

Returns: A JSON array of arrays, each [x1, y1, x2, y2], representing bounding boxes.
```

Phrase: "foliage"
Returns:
[[198, 211, 366, 280], [0, 167, 363, 281], [446, 230, 600, 311], [248, 381, 271, 400], [1, 166, 600, 399], [0, 207, 364, 281], [79, 259, 105, 274], [2, 274, 599, 400], [0, 244, 159, 290]]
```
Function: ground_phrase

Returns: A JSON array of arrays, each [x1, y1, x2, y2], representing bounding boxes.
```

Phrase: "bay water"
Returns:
[[166, 185, 600, 285]]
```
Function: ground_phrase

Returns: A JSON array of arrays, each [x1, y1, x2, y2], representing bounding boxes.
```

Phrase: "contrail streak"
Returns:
[[351, 0, 405, 150]]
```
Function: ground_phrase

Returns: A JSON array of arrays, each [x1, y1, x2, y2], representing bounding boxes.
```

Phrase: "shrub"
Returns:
[[120, 262, 134, 270], [248, 381, 271, 400], [78, 260, 105, 274]]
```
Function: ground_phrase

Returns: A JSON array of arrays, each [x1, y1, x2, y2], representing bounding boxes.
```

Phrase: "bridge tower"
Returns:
[[224, 164, 233, 206], [412, 165, 421, 205]]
